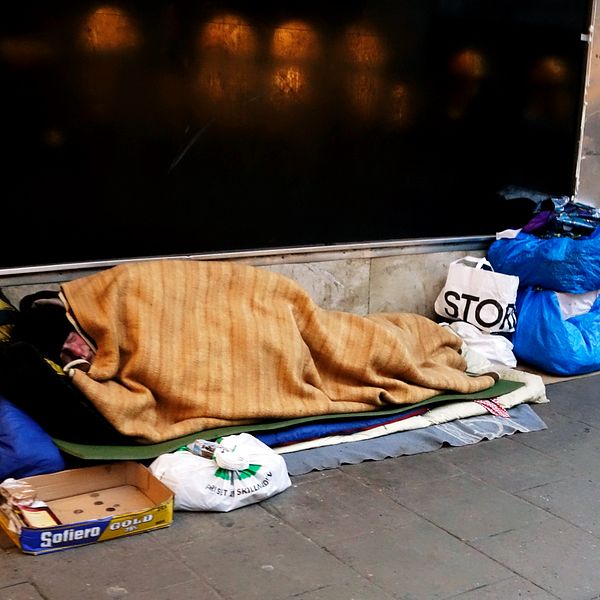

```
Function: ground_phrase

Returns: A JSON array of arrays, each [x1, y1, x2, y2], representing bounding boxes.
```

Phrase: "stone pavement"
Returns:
[[2, 374, 600, 600]]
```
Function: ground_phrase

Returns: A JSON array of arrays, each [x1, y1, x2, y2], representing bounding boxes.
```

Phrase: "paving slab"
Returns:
[[153, 504, 261, 547], [7, 532, 201, 600], [446, 575, 558, 599], [264, 470, 420, 545], [340, 448, 465, 488], [516, 473, 600, 537], [442, 434, 574, 493], [112, 579, 225, 600], [545, 377, 600, 427], [267, 580, 397, 600], [325, 518, 512, 600], [347, 469, 550, 543], [472, 515, 600, 600], [0, 583, 45, 600], [0, 551, 27, 589], [512, 406, 600, 475], [170, 507, 374, 600]]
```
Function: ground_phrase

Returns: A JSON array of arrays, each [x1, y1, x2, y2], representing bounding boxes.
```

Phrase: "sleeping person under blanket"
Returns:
[[0, 260, 499, 444]]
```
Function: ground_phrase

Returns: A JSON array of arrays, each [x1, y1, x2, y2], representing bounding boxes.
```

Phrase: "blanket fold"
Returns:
[[60, 260, 496, 443]]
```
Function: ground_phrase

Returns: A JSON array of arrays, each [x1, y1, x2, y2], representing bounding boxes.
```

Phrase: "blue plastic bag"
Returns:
[[513, 287, 600, 375], [488, 228, 600, 293], [0, 394, 65, 480]]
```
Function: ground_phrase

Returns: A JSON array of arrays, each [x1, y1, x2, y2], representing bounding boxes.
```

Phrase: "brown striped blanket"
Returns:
[[59, 259, 497, 443]]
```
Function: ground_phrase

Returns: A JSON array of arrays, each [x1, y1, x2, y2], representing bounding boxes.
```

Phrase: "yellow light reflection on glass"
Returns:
[[446, 48, 488, 120], [389, 83, 411, 126], [81, 6, 140, 52], [196, 63, 258, 104], [199, 14, 257, 57], [342, 24, 387, 119], [346, 72, 381, 118], [271, 66, 308, 102], [448, 48, 488, 79], [195, 15, 258, 110], [527, 55, 573, 124], [271, 20, 319, 61], [344, 25, 386, 67], [530, 56, 570, 86]]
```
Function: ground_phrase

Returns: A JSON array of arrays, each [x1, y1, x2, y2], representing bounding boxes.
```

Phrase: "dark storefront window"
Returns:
[[1, 1, 593, 267]]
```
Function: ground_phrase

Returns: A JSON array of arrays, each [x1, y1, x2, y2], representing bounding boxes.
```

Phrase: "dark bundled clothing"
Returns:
[[0, 291, 129, 444]]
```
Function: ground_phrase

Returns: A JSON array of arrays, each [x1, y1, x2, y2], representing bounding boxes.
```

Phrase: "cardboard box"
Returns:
[[0, 462, 173, 555]]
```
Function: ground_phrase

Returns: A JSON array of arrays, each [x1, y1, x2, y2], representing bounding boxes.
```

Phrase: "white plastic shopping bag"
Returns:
[[434, 256, 519, 333], [148, 433, 291, 512]]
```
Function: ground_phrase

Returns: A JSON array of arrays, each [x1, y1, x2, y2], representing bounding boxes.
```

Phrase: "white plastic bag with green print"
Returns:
[[148, 432, 292, 512]]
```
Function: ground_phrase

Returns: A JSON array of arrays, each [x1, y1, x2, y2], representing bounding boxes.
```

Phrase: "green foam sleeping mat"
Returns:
[[52, 378, 523, 461]]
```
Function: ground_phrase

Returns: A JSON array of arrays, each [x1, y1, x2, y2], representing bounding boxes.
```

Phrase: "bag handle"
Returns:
[[456, 255, 494, 271]]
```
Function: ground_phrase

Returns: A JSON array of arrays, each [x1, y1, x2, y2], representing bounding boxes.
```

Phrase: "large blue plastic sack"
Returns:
[[487, 228, 600, 293], [513, 287, 600, 375], [0, 394, 65, 481]]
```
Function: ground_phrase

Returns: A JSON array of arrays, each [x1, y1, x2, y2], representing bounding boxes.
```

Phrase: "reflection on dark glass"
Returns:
[[0, 0, 592, 268], [80, 6, 141, 53]]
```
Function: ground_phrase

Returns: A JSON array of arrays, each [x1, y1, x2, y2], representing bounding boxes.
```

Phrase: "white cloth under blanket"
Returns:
[[282, 403, 547, 475], [276, 367, 546, 454], [442, 320, 517, 369]]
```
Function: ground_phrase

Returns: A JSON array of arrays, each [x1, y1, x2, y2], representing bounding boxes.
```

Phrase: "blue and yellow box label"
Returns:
[[18, 501, 173, 554]]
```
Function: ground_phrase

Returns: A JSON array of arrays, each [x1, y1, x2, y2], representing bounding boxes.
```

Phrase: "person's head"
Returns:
[[13, 291, 74, 364]]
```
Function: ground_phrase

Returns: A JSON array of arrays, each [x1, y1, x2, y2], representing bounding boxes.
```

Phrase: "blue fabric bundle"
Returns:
[[0, 394, 65, 481], [513, 287, 600, 376], [487, 228, 600, 293]]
